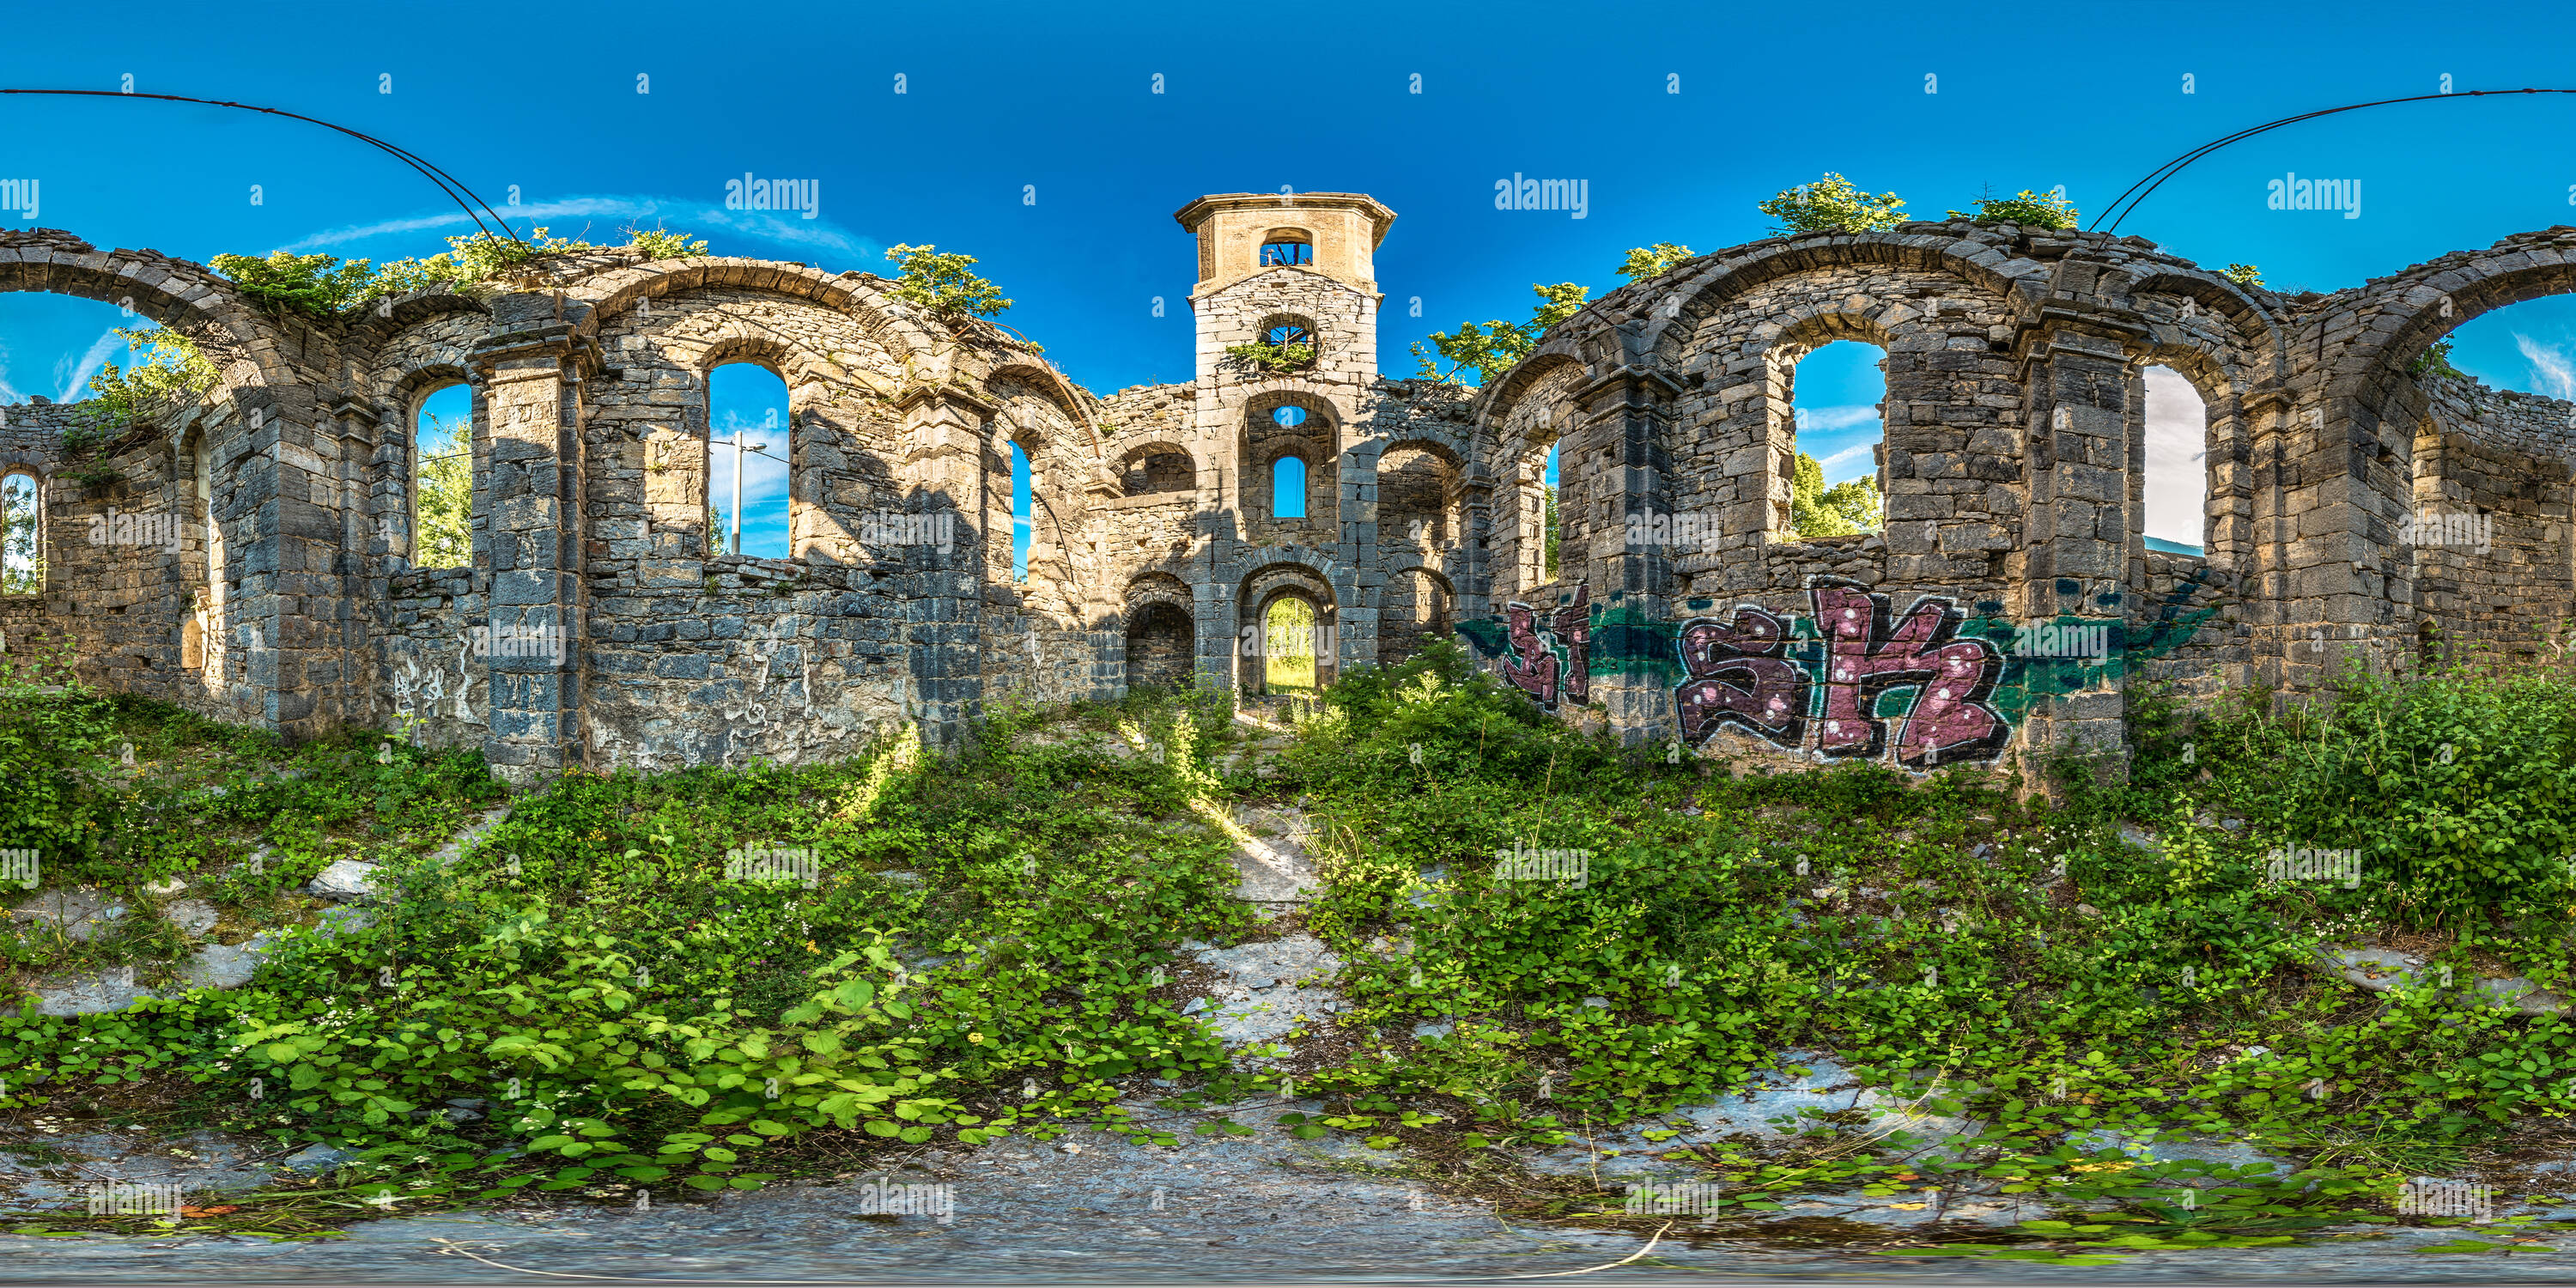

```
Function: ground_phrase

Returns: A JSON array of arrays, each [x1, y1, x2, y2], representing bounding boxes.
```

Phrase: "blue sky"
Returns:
[[10, 0, 2576, 556]]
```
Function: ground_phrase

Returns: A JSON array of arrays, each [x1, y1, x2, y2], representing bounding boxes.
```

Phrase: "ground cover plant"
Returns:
[[3, 640, 2575, 1262]]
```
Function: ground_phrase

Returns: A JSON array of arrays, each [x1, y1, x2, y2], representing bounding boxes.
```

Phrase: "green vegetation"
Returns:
[[1224, 337, 1315, 374], [2222, 264, 2267, 289], [6, 634, 2576, 1258], [1413, 283, 1588, 386], [2413, 338, 2469, 380], [413, 413, 473, 569], [882, 244, 1012, 324], [211, 226, 708, 319], [1617, 243, 1695, 283], [1759, 173, 1909, 235], [1789, 449, 1883, 537], [1945, 187, 2082, 230]]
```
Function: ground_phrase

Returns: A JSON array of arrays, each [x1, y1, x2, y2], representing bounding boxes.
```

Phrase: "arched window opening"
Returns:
[[412, 382, 473, 569], [1260, 235, 1315, 268], [0, 471, 39, 594], [1543, 442, 1559, 577], [1271, 455, 1307, 519], [1787, 340, 1886, 538], [1380, 446, 1460, 550], [1263, 596, 1317, 692], [1121, 447, 1194, 496], [1011, 440, 1032, 581], [708, 362, 791, 559], [2142, 365, 2208, 555]]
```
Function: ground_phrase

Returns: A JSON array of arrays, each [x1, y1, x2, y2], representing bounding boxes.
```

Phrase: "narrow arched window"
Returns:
[[708, 362, 791, 558], [1272, 456, 1307, 519], [412, 383, 473, 568], [1010, 440, 1032, 581], [0, 471, 39, 594]]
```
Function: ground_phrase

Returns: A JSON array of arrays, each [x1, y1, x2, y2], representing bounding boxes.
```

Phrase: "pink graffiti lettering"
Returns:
[[1552, 585, 1591, 706], [1498, 585, 1591, 709], [1498, 602, 1560, 708], [1809, 580, 2007, 769], [1675, 606, 1809, 746]]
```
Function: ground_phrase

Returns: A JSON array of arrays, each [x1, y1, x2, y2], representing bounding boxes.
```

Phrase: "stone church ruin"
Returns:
[[3, 195, 2571, 784]]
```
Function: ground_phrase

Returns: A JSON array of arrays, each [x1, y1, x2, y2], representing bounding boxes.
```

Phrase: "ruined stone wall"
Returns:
[[2411, 377, 2576, 664], [15, 210, 2576, 788]]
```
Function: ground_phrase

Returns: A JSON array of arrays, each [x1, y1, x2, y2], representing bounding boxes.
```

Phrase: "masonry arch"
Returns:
[[990, 379, 1086, 623], [1121, 571, 1196, 691], [402, 373, 476, 570], [2128, 340, 2251, 572], [1478, 352, 1584, 601], [0, 231, 299, 398], [1115, 440, 1199, 495], [1376, 439, 1465, 552], [1639, 234, 2046, 372], [1232, 556, 1340, 695], [704, 357, 793, 559], [1242, 390, 1337, 537]]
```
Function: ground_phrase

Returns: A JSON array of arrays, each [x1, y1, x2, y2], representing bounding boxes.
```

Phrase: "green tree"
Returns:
[[1413, 283, 1588, 386], [883, 244, 1012, 323], [1789, 450, 1882, 538], [1543, 483, 1559, 576], [83, 327, 221, 435], [1617, 243, 1695, 283], [1758, 173, 1907, 235], [414, 413, 473, 569], [0, 473, 38, 595], [2220, 263, 2266, 289], [1946, 187, 2081, 229]]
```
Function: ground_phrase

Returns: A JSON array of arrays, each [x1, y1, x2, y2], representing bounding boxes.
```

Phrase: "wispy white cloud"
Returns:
[[2515, 333, 2576, 400], [1794, 405, 1880, 434], [54, 331, 121, 404], [1813, 442, 1876, 483], [271, 195, 882, 265]]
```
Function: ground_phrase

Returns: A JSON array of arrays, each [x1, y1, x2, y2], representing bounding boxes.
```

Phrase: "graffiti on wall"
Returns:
[[1676, 579, 2007, 770], [1497, 584, 1591, 708], [1458, 572, 2224, 774]]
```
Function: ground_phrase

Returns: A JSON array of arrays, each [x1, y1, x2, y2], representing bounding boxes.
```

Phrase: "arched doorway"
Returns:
[[1263, 596, 1317, 692]]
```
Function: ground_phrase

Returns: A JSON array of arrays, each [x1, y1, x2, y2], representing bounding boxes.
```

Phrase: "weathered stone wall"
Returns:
[[11, 209, 2576, 788]]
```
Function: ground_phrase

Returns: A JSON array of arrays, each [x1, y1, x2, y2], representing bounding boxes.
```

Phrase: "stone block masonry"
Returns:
[[4, 208, 2573, 785]]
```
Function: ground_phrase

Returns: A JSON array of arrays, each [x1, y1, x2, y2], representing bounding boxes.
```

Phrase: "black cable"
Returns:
[[2094, 88, 2576, 234], [0, 88, 524, 245]]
